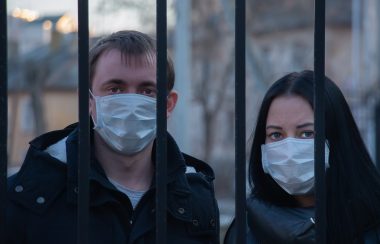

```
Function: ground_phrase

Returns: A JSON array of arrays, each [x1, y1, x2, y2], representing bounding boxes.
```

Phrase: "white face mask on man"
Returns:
[[90, 91, 157, 155], [261, 137, 330, 195]]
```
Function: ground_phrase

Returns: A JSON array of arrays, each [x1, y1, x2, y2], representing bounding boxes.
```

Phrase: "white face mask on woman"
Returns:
[[261, 137, 329, 195], [90, 92, 156, 155]]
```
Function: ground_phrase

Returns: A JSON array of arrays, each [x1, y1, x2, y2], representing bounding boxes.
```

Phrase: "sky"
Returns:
[[6, 0, 160, 35]]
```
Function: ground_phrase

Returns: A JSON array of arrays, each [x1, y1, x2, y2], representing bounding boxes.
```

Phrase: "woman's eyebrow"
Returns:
[[266, 125, 282, 130], [296, 122, 314, 129]]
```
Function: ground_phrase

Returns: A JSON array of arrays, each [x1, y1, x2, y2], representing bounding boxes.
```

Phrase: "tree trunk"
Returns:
[[203, 110, 214, 162]]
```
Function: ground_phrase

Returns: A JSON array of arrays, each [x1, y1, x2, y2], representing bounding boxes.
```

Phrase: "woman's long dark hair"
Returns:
[[249, 70, 380, 243]]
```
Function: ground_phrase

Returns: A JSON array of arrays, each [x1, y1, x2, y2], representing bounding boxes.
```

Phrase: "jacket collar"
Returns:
[[63, 123, 188, 185], [63, 124, 195, 225], [9, 123, 200, 221], [247, 195, 315, 243], [7, 125, 75, 214]]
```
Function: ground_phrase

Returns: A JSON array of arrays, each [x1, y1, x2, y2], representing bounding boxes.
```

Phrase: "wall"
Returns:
[[8, 90, 78, 169]]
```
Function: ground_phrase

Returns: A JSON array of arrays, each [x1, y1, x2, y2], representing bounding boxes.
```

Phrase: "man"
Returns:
[[7, 30, 220, 243]]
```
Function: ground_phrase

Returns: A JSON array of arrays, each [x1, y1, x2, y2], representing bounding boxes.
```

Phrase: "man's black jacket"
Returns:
[[6, 124, 220, 243]]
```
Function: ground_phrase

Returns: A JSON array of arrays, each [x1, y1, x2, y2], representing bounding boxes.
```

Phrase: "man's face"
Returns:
[[91, 49, 157, 98], [90, 48, 177, 120]]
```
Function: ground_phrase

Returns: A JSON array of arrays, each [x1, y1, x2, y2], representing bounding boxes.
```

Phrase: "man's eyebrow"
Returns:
[[101, 79, 125, 86], [296, 122, 314, 129], [266, 125, 282, 130], [138, 81, 156, 87]]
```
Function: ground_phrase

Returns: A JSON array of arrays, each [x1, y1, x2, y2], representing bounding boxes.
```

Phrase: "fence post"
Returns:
[[376, 0, 380, 172], [0, 1, 8, 242], [235, 0, 247, 243], [77, 0, 90, 243], [156, 0, 168, 243], [376, 102, 380, 171], [314, 0, 326, 243]]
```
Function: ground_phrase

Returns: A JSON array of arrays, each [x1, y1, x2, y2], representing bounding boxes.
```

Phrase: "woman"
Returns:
[[225, 70, 380, 243]]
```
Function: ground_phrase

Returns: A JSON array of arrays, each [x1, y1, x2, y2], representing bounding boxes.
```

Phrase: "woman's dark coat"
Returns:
[[224, 195, 380, 244]]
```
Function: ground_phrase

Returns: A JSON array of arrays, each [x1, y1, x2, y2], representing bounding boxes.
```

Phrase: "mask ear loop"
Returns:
[[88, 89, 98, 127], [324, 140, 330, 169], [89, 89, 96, 99]]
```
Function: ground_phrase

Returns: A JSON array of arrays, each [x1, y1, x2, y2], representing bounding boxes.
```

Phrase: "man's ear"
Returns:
[[166, 90, 178, 118], [89, 95, 95, 119]]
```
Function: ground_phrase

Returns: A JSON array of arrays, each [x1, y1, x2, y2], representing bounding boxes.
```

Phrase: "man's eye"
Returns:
[[301, 131, 314, 138], [141, 88, 157, 97], [109, 87, 123, 93], [143, 89, 152, 94]]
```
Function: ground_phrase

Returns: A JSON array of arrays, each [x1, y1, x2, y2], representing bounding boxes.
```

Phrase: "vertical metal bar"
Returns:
[[376, 0, 380, 171], [78, 0, 90, 244], [0, 0, 8, 242], [156, 0, 167, 243], [376, 102, 380, 171], [314, 0, 326, 243], [235, 0, 246, 243]]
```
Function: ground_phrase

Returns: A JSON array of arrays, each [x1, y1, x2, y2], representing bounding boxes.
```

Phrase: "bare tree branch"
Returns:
[[220, 0, 268, 91]]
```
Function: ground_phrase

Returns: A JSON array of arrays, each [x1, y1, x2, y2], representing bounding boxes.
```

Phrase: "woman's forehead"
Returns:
[[266, 95, 314, 127]]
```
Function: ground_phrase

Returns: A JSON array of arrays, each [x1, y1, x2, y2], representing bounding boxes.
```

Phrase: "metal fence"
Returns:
[[234, 1, 247, 243], [377, 104, 380, 172], [0, 0, 331, 243], [77, 0, 90, 243], [0, 0, 8, 242], [314, 1, 327, 242], [156, 1, 168, 243]]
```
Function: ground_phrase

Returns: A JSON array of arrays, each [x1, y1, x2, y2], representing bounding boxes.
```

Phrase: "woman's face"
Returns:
[[265, 95, 315, 144]]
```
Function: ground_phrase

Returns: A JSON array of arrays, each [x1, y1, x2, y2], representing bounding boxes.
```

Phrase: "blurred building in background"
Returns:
[[6, 0, 380, 237], [7, 13, 79, 174], [182, 0, 380, 234]]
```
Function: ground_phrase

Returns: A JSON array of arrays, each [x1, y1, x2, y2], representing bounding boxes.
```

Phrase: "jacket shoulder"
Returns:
[[364, 224, 380, 243], [183, 153, 215, 181], [182, 153, 216, 199], [7, 137, 67, 215], [182, 154, 220, 243], [224, 219, 257, 244]]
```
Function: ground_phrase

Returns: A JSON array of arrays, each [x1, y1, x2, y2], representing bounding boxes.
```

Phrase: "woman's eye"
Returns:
[[268, 132, 282, 140], [301, 131, 314, 138]]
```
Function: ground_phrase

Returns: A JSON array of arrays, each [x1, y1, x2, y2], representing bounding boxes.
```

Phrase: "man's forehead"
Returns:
[[100, 48, 156, 68]]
